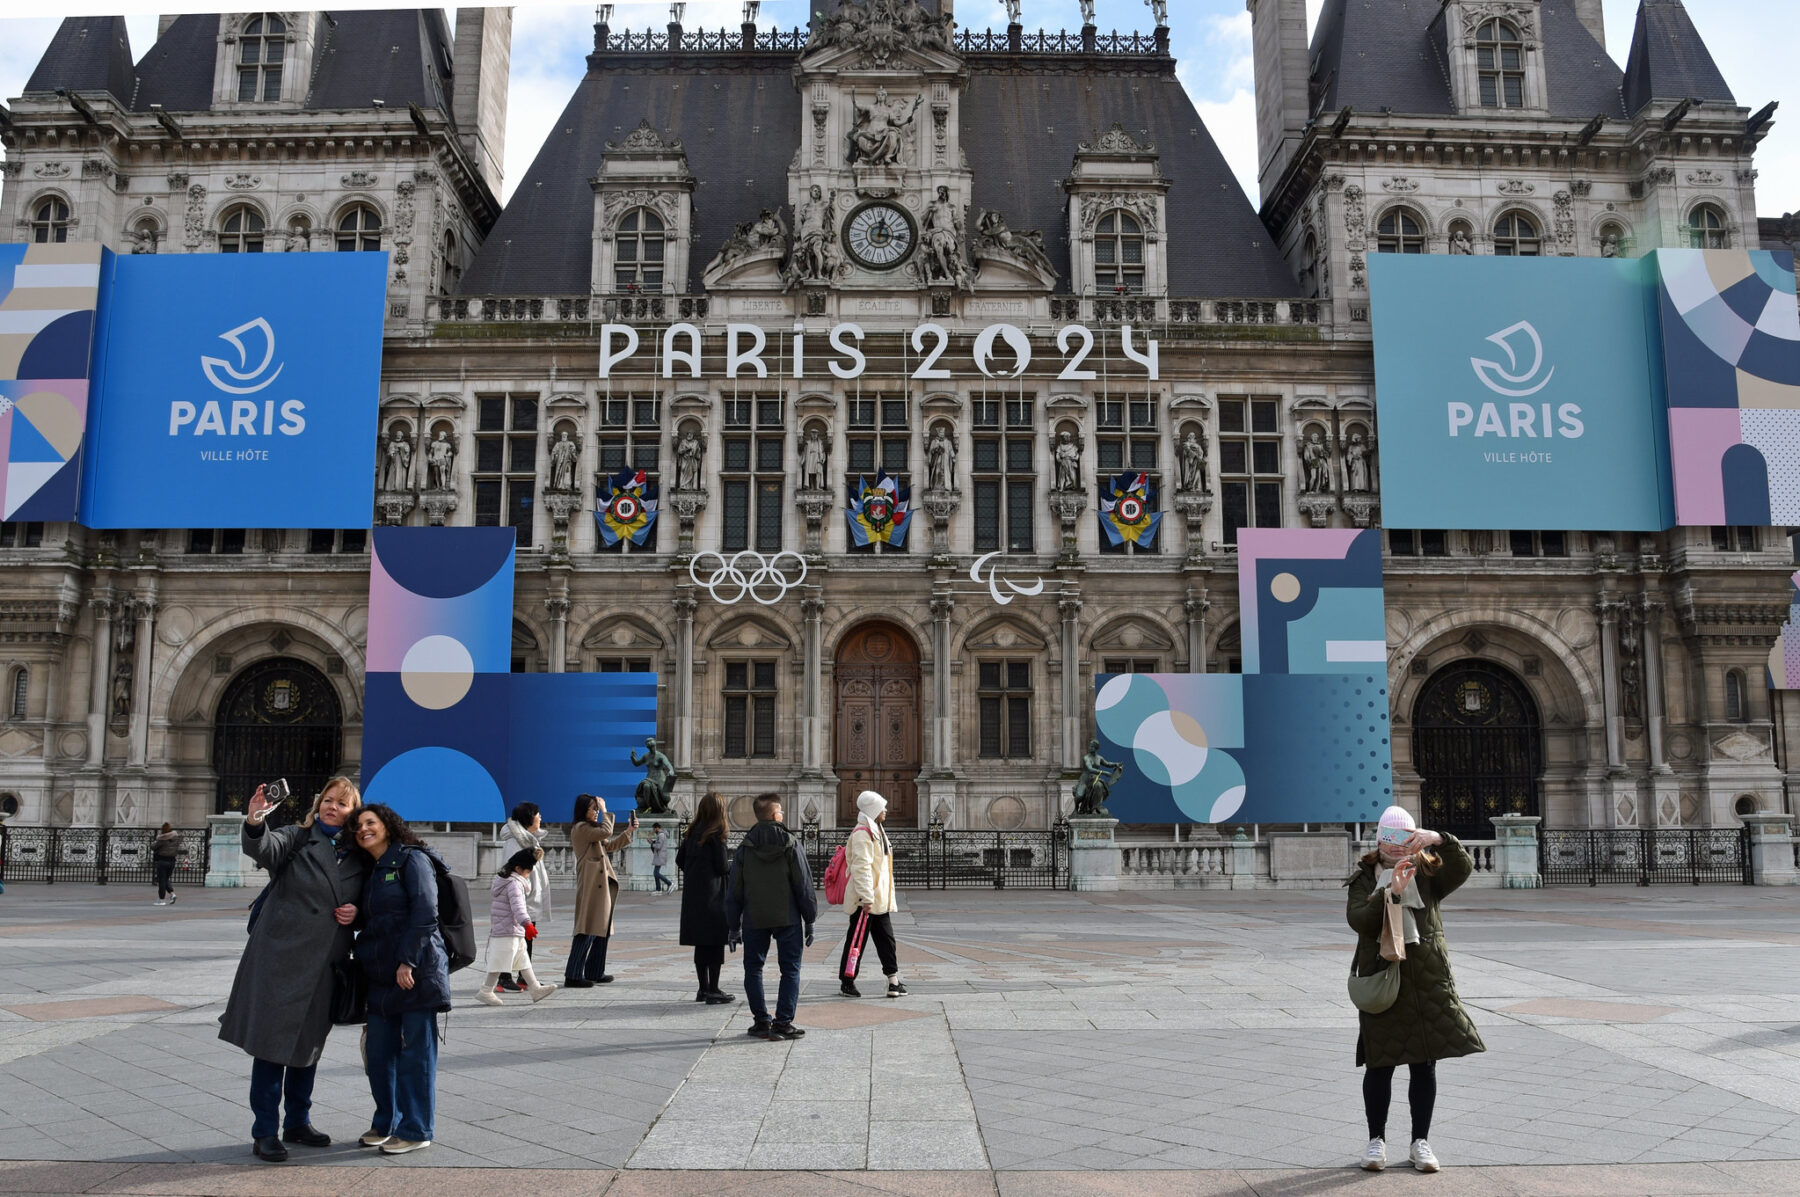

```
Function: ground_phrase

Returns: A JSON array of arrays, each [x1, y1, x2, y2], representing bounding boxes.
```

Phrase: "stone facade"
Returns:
[[0, 3, 1793, 841]]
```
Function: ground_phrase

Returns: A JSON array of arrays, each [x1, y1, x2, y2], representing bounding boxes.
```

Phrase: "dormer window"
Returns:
[[614, 208, 666, 291], [30, 198, 70, 243], [1476, 20, 1525, 108], [237, 15, 287, 102], [1095, 211, 1145, 294]]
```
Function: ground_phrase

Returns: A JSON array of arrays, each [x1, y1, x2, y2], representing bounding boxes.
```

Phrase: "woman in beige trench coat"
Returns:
[[564, 793, 635, 986]]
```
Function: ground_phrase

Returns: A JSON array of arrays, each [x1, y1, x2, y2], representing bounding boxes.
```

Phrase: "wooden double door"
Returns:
[[834, 621, 920, 825]]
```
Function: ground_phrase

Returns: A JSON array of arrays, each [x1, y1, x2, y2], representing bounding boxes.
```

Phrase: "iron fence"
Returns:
[[1540, 827, 1751, 886], [800, 821, 1070, 890], [0, 826, 210, 885]]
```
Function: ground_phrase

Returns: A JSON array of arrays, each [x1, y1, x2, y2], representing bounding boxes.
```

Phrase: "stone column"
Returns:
[[1640, 596, 1669, 772], [674, 590, 698, 770], [127, 597, 157, 767], [1184, 592, 1209, 672], [800, 592, 824, 773], [1059, 591, 1083, 769], [1596, 598, 1624, 773], [545, 595, 569, 673], [85, 595, 114, 766], [929, 592, 954, 773]]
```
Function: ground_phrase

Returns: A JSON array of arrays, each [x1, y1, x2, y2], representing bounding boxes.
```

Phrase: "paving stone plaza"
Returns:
[[0, 881, 1796, 1195]]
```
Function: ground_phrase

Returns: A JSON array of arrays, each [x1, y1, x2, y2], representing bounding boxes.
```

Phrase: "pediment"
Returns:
[[796, 391, 838, 414], [706, 615, 793, 652], [1047, 392, 1089, 411], [547, 392, 586, 409], [1170, 392, 1209, 411], [581, 614, 666, 652], [426, 393, 467, 410], [965, 618, 1048, 653], [671, 391, 712, 411], [920, 391, 961, 413], [1091, 617, 1176, 654]]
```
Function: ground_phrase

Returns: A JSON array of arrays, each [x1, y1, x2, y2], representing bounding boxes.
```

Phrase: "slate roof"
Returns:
[[1622, 0, 1735, 115], [1309, 0, 1629, 121], [28, 10, 456, 117], [22, 16, 136, 107], [461, 53, 1298, 298]]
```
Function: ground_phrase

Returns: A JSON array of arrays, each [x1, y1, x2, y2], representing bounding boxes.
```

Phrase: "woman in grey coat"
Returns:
[[218, 777, 370, 1163]]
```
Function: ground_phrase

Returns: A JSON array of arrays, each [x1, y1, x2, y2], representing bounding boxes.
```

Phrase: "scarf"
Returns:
[[858, 812, 890, 855], [1375, 865, 1425, 944]]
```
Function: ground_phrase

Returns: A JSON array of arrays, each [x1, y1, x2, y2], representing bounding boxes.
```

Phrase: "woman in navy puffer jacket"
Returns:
[[351, 803, 450, 1155]]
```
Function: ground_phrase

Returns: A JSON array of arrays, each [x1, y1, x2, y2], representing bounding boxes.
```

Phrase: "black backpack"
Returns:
[[418, 846, 478, 973]]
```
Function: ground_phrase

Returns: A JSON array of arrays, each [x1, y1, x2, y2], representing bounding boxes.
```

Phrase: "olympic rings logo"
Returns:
[[689, 550, 810, 606]]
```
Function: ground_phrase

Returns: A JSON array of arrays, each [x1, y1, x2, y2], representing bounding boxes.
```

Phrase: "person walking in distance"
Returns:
[[650, 824, 674, 895], [152, 822, 181, 905], [476, 848, 558, 1006], [1347, 805, 1485, 1173], [725, 793, 816, 1040], [839, 790, 905, 999], [566, 794, 635, 987], [677, 791, 735, 1005], [496, 802, 550, 992]]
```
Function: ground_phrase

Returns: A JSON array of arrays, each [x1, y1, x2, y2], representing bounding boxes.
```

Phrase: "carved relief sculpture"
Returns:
[[788, 184, 842, 286], [848, 88, 922, 167], [920, 185, 970, 288], [973, 209, 1056, 281], [807, 0, 947, 64]]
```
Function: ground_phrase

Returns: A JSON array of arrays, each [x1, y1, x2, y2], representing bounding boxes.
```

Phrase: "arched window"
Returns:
[[237, 14, 287, 102], [440, 229, 461, 293], [30, 198, 70, 244], [1724, 669, 1748, 722], [219, 205, 264, 253], [613, 208, 665, 291], [1298, 233, 1319, 296], [336, 205, 381, 252], [1476, 19, 1525, 108], [1095, 210, 1145, 294], [8, 668, 26, 720], [1375, 208, 1426, 253], [1688, 204, 1729, 249], [1492, 212, 1540, 257], [1735, 794, 1760, 818]]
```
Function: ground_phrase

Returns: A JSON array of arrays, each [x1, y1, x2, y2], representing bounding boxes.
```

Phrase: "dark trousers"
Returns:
[[566, 933, 610, 982], [248, 1058, 316, 1140], [838, 910, 899, 982], [653, 866, 673, 892], [1363, 1061, 1437, 1142], [366, 1010, 439, 1143], [742, 923, 804, 1025], [153, 860, 176, 900], [693, 944, 725, 992]]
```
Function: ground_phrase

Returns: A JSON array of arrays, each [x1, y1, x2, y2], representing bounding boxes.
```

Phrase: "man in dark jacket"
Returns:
[[726, 793, 816, 1040]]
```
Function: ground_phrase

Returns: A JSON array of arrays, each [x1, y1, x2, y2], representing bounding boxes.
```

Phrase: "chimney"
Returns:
[[1249, 0, 1309, 205], [157, 14, 178, 40], [1571, 0, 1605, 48], [452, 7, 511, 199]]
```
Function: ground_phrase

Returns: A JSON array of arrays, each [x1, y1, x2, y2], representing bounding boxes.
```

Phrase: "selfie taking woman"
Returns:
[[566, 793, 635, 986], [218, 777, 369, 1163], [1346, 805, 1485, 1174], [353, 803, 452, 1155]]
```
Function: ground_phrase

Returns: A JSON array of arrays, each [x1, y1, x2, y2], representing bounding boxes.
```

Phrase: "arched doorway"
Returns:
[[212, 657, 344, 818], [1412, 659, 1542, 842], [834, 621, 921, 825]]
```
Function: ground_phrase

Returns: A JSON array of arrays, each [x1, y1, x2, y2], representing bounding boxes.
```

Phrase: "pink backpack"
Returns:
[[822, 827, 867, 905]]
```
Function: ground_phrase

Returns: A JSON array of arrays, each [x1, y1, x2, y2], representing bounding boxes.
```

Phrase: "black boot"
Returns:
[[252, 1137, 288, 1162]]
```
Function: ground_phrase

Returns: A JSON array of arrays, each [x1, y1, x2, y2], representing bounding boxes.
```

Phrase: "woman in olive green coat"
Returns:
[[1346, 808, 1485, 1173]]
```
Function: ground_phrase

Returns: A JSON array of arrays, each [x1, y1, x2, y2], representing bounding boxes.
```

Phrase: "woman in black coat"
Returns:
[[676, 791, 734, 1005]]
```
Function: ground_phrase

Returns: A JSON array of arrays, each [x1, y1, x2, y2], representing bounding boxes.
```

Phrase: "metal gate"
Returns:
[[1, 826, 210, 885], [1541, 828, 1752, 886], [801, 822, 1069, 890]]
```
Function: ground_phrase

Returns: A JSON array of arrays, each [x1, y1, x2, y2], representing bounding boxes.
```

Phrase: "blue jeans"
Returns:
[[365, 1010, 438, 1142], [566, 934, 610, 982], [653, 866, 672, 892], [742, 923, 804, 1025], [249, 1058, 316, 1140]]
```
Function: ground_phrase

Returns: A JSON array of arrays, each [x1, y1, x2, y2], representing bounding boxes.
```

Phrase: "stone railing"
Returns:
[[1111, 835, 1505, 889], [425, 294, 711, 326], [1049, 296, 1325, 330]]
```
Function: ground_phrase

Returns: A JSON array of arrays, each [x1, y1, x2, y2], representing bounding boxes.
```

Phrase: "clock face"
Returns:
[[844, 202, 917, 270]]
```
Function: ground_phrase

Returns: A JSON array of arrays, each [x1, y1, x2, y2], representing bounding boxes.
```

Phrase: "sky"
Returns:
[[0, 1, 1795, 217]]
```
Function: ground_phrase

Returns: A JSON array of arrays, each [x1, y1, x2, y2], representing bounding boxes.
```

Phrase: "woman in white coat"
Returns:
[[495, 802, 551, 992], [837, 790, 906, 999]]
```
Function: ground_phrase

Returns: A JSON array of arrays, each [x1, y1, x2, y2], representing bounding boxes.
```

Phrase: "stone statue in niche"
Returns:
[[381, 429, 413, 491], [1601, 232, 1621, 258], [848, 88, 921, 167], [110, 662, 133, 722], [789, 185, 842, 286], [799, 426, 830, 492], [1449, 229, 1474, 255], [548, 430, 579, 491], [427, 429, 456, 491], [1053, 429, 1083, 492], [1073, 740, 1124, 817], [1178, 429, 1208, 494], [921, 186, 970, 288], [926, 426, 956, 491], [1301, 430, 1335, 494], [675, 427, 706, 492], [1345, 431, 1373, 493]]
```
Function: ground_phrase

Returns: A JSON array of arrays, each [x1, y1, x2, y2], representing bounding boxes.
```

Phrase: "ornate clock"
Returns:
[[843, 201, 917, 270]]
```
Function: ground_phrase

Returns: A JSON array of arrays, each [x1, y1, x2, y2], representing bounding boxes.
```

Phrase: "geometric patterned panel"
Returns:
[[0, 244, 107, 521]]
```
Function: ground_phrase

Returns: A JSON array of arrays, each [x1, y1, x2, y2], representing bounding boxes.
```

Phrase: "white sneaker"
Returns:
[[1361, 1137, 1386, 1171], [1410, 1138, 1440, 1172], [475, 989, 504, 1007], [152, 900, 167, 906], [380, 1138, 430, 1155], [527, 982, 559, 1003]]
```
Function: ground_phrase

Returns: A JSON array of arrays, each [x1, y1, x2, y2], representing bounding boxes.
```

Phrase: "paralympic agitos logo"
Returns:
[[1447, 320, 1584, 439], [169, 317, 307, 436]]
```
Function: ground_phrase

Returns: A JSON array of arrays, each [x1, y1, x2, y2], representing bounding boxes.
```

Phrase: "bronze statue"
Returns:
[[631, 736, 675, 815], [1073, 739, 1125, 817]]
